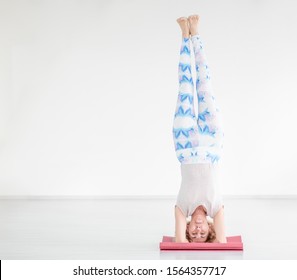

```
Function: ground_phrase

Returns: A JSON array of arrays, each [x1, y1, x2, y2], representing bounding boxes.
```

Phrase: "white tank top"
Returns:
[[175, 162, 224, 219]]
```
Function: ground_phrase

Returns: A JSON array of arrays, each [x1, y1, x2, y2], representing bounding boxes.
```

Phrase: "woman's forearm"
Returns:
[[213, 206, 227, 243], [175, 206, 188, 243]]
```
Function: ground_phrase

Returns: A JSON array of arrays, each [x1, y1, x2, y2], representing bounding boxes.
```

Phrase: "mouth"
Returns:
[[195, 218, 203, 223]]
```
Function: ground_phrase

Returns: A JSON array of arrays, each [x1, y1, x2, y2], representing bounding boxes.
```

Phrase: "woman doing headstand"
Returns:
[[173, 15, 227, 243]]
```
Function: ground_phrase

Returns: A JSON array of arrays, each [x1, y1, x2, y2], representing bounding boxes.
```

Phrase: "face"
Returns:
[[187, 215, 209, 242]]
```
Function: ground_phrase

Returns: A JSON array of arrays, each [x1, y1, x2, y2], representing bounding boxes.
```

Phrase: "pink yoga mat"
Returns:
[[160, 235, 243, 250]]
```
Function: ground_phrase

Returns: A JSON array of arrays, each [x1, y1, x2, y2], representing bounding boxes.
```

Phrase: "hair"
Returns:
[[185, 221, 218, 243]]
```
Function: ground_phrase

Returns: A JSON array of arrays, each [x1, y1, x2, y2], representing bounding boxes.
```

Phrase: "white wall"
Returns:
[[0, 0, 297, 196]]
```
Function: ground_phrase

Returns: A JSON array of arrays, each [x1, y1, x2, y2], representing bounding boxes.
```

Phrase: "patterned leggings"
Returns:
[[172, 35, 224, 165]]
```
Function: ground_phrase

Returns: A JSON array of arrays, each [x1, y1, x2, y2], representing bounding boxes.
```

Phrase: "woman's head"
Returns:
[[186, 205, 217, 243], [186, 220, 217, 243]]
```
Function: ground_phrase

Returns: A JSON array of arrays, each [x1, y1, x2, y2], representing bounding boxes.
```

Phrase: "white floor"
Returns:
[[0, 198, 296, 260]]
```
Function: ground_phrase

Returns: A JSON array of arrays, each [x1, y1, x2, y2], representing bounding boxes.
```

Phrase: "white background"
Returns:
[[2, 260, 297, 279], [0, 0, 297, 196]]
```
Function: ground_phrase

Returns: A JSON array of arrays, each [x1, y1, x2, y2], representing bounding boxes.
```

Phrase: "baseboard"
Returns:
[[0, 195, 297, 200]]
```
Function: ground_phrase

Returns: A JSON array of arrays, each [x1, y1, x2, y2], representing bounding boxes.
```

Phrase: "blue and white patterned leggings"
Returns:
[[172, 35, 224, 165]]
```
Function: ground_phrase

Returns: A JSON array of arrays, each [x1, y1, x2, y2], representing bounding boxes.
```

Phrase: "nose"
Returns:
[[195, 226, 202, 231]]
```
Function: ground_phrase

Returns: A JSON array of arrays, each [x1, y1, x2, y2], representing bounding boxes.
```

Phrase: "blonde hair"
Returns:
[[185, 221, 218, 243]]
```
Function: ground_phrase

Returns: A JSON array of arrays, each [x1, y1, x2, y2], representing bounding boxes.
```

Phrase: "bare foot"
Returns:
[[188, 14, 200, 36], [176, 17, 190, 38]]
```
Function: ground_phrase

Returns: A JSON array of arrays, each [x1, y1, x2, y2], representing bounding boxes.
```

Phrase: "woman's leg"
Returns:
[[191, 34, 224, 164], [172, 37, 200, 163]]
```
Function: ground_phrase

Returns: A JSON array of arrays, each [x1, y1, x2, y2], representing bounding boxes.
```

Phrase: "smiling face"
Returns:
[[187, 213, 210, 242]]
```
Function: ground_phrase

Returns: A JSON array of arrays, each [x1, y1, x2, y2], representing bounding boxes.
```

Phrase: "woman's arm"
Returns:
[[213, 206, 227, 243], [174, 206, 189, 243]]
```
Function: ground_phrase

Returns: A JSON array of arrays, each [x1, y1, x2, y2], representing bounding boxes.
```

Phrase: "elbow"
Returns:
[[175, 237, 189, 243], [217, 237, 227, 243]]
